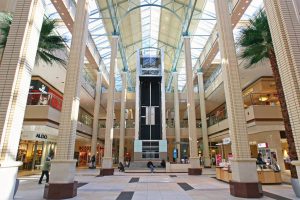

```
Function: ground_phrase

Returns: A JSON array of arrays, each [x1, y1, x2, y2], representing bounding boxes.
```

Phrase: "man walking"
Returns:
[[38, 157, 51, 184]]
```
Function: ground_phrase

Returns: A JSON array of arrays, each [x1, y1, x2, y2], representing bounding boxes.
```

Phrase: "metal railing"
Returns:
[[207, 107, 228, 127], [27, 92, 63, 111], [204, 65, 222, 90], [243, 93, 279, 108], [78, 109, 93, 127]]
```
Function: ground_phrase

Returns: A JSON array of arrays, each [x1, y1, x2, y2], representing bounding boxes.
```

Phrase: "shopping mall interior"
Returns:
[[0, 0, 300, 199]]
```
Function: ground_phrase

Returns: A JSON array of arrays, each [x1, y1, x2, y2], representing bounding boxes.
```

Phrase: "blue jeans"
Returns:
[[150, 165, 154, 173]]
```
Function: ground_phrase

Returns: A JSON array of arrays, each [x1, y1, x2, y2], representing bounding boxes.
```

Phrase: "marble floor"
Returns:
[[15, 168, 298, 200]]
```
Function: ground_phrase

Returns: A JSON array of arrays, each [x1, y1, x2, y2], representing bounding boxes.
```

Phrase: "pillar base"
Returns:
[[188, 168, 202, 175], [229, 181, 263, 198], [0, 161, 23, 199], [43, 181, 78, 199], [204, 166, 211, 168], [99, 168, 114, 176]]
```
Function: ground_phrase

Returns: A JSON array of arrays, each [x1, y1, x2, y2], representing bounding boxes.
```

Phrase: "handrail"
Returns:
[[27, 92, 63, 111], [204, 65, 222, 90]]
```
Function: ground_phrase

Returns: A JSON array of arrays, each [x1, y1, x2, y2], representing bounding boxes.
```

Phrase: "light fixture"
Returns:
[[259, 96, 268, 102]]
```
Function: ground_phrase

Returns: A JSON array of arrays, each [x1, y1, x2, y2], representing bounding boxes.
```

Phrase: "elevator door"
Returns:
[[140, 78, 161, 140]]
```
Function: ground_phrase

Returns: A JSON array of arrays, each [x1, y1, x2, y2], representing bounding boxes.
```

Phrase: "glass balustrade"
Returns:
[[204, 65, 222, 90], [27, 92, 63, 111], [243, 93, 279, 108]]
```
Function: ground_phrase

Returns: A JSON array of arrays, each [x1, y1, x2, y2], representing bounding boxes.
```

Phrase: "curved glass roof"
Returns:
[[43, 0, 264, 92]]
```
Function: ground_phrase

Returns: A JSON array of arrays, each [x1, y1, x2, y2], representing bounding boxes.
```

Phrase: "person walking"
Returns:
[[38, 157, 51, 184]]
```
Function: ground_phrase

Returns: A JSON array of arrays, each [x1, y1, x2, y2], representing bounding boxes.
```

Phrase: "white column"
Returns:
[[215, 0, 260, 197], [173, 72, 181, 162], [102, 36, 118, 169], [0, 0, 44, 199], [135, 50, 140, 140], [119, 72, 127, 163], [41, 142, 49, 165], [264, 0, 300, 181], [91, 72, 102, 158], [49, 0, 90, 188], [161, 49, 166, 140], [183, 37, 200, 169], [197, 72, 211, 167]]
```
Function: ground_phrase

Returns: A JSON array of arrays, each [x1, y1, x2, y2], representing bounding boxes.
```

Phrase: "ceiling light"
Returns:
[[61, 12, 64, 16], [259, 96, 268, 102]]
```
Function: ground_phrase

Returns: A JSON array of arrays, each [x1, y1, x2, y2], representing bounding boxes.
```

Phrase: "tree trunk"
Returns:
[[268, 49, 298, 178]]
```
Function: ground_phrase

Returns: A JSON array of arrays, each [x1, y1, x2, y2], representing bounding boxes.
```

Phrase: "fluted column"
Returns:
[[215, 0, 261, 197], [45, 0, 90, 198], [0, 0, 44, 199], [91, 72, 102, 159], [264, 0, 300, 182], [197, 72, 211, 167], [173, 72, 181, 162], [183, 36, 200, 171], [119, 72, 127, 164], [101, 35, 118, 172]]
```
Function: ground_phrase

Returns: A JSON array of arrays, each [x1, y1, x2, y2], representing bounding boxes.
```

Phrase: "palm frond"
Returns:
[[237, 9, 273, 68], [0, 13, 68, 65]]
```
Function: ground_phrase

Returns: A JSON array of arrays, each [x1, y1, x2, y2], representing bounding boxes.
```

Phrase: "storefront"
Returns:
[[75, 138, 104, 167], [17, 125, 58, 170]]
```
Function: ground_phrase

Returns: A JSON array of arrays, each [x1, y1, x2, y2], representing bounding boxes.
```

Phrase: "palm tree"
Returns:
[[0, 12, 67, 65], [238, 10, 298, 179]]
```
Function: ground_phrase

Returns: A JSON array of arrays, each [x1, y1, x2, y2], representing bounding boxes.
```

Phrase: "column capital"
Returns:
[[183, 35, 190, 39], [197, 71, 203, 76]]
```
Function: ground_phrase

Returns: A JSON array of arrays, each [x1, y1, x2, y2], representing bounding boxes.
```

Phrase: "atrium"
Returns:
[[0, 0, 300, 199]]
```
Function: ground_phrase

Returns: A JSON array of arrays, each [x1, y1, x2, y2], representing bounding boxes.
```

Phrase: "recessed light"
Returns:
[[61, 12, 64, 15]]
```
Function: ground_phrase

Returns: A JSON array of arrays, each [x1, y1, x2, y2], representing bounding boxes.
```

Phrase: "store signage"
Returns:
[[29, 80, 49, 94], [21, 125, 58, 142], [222, 137, 231, 145], [36, 133, 47, 139], [257, 143, 268, 148]]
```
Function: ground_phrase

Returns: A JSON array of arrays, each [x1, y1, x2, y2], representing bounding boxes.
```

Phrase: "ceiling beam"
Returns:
[[166, 0, 198, 92], [103, 0, 134, 90]]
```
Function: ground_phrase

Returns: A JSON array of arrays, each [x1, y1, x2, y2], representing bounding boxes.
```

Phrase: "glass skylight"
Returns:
[[140, 0, 161, 56], [177, 0, 217, 91]]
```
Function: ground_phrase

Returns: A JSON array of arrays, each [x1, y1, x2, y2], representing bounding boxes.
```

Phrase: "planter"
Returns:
[[291, 178, 300, 197]]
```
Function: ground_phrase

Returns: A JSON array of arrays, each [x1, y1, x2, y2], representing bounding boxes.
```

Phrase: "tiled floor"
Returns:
[[15, 169, 298, 200]]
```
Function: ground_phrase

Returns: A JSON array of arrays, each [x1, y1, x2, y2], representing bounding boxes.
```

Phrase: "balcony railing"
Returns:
[[207, 107, 228, 127], [204, 65, 222, 90], [78, 110, 93, 127], [27, 92, 63, 111], [207, 93, 280, 127], [243, 93, 279, 108]]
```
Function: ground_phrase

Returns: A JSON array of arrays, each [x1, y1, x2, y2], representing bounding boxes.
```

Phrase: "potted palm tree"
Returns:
[[0, 12, 67, 65], [238, 10, 300, 196]]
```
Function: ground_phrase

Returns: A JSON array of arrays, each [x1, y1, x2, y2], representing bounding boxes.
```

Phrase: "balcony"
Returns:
[[81, 68, 96, 98], [25, 92, 93, 135], [207, 93, 283, 135]]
